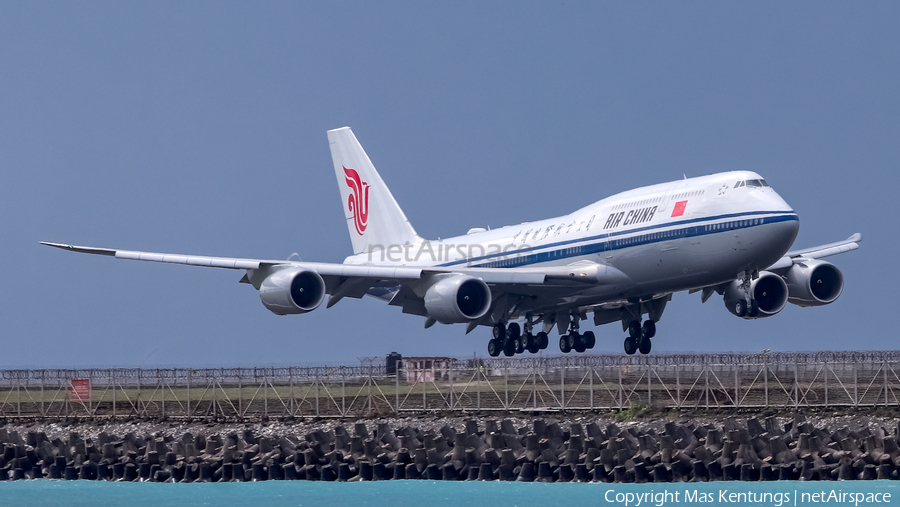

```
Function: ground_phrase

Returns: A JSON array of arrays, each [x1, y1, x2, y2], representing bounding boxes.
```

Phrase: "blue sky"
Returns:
[[1, 2, 896, 367]]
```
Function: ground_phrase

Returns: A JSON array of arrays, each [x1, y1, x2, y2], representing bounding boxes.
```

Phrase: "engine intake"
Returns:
[[424, 275, 492, 324], [724, 271, 788, 319], [259, 268, 326, 315], [785, 259, 844, 307]]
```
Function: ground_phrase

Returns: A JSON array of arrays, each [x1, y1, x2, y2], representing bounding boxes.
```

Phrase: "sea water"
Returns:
[[0, 480, 897, 507]]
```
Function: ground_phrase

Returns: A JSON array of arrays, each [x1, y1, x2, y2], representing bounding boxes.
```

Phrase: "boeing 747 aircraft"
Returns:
[[43, 127, 861, 356]]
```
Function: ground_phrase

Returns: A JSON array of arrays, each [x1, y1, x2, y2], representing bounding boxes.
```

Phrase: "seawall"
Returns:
[[2, 412, 898, 482]]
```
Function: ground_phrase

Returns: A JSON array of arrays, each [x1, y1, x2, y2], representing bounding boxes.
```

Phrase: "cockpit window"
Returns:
[[734, 179, 770, 189]]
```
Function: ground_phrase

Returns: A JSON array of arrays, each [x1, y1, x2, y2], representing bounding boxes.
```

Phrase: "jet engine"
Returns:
[[723, 271, 788, 319], [424, 275, 492, 324], [785, 259, 844, 307], [259, 268, 326, 315]]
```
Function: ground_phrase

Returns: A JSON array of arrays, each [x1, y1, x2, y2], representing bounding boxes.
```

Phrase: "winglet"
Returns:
[[40, 242, 117, 256]]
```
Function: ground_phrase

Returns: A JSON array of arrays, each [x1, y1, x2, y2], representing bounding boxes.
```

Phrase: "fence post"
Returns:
[[589, 366, 594, 410], [186, 369, 191, 417], [618, 363, 623, 409], [885, 359, 889, 407], [533, 360, 537, 410], [477, 364, 481, 411], [734, 363, 739, 409], [342, 366, 346, 417], [112, 370, 116, 419], [395, 362, 400, 415], [290, 368, 294, 417], [264, 370, 268, 418], [560, 365, 565, 410], [853, 359, 858, 409], [793, 361, 799, 409], [505, 366, 509, 410], [647, 362, 651, 407], [824, 360, 828, 408], [705, 364, 709, 410], [136, 369, 141, 417], [449, 360, 454, 410], [675, 361, 680, 409], [315, 371, 319, 417], [161, 371, 165, 419], [764, 355, 769, 408], [238, 374, 243, 419]]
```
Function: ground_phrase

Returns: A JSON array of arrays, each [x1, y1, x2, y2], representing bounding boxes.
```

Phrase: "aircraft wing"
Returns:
[[40, 242, 600, 308], [765, 233, 862, 271]]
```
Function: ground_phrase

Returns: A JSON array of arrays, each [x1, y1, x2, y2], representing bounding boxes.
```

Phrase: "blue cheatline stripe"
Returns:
[[436, 211, 798, 269]]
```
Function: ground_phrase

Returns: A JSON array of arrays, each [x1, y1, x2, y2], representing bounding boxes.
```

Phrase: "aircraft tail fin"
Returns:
[[327, 127, 422, 256]]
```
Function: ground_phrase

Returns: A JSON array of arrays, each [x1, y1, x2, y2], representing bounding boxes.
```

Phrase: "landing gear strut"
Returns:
[[558, 314, 595, 354], [736, 271, 760, 318]]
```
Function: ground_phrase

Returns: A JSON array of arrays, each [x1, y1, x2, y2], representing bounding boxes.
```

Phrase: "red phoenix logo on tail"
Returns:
[[344, 167, 369, 235]]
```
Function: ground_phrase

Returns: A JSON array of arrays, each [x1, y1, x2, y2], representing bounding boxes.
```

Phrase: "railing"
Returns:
[[1, 351, 898, 420]]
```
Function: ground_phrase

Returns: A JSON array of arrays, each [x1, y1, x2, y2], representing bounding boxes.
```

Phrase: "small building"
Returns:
[[402, 356, 453, 383]]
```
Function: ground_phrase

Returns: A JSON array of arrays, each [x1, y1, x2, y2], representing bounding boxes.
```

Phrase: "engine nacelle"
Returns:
[[424, 275, 491, 324], [724, 271, 789, 319], [258, 268, 326, 315], [785, 259, 844, 307]]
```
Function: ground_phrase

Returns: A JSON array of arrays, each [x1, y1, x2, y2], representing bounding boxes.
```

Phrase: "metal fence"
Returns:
[[2, 351, 900, 420]]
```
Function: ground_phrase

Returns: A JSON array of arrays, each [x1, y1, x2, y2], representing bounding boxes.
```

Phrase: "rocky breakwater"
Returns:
[[1, 413, 899, 482]]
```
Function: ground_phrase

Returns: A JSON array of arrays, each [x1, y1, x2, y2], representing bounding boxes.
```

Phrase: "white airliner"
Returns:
[[43, 127, 861, 356]]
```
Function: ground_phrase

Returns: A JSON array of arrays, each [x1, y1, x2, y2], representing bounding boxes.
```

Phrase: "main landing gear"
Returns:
[[734, 271, 760, 318], [623, 319, 655, 355], [487, 321, 549, 357], [558, 314, 596, 354]]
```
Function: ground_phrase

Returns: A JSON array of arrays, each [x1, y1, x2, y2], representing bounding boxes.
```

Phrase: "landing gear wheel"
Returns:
[[559, 335, 572, 353], [537, 332, 549, 350], [573, 333, 586, 353], [734, 300, 747, 317], [748, 300, 759, 318], [503, 338, 516, 357], [583, 331, 596, 349], [638, 337, 652, 355], [525, 333, 540, 354], [624, 336, 637, 355], [628, 320, 642, 339], [566, 332, 578, 351], [506, 323, 523, 354], [493, 323, 507, 341], [641, 320, 656, 339], [487, 339, 501, 357]]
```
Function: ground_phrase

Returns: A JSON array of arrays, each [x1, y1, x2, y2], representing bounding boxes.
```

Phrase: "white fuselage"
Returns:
[[346, 170, 799, 315]]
